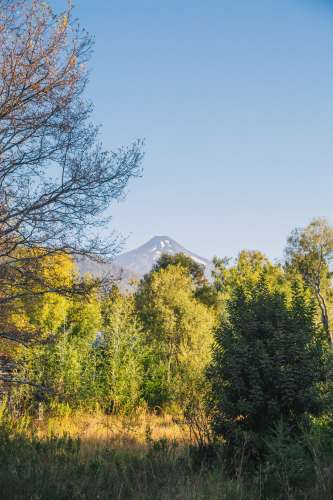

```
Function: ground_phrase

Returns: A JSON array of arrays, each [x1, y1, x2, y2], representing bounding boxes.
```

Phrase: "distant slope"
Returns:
[[114, 236, 212, 277], [76, 235, 213, 285]]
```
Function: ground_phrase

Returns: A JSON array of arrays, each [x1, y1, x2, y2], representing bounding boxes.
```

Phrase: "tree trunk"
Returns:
[[316, 291, 333, 346]]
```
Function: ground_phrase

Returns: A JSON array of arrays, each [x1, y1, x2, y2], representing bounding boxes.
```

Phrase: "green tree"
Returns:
[[16, 291, 102, 411], [212, 250, 283, 319], [136, 265, 216, 409], [207, 271, 326, 468], [148, 252, 217, 306], [151, 253, 206, 287], [285, 218, 333, 346], [96, 287, 144, 414]]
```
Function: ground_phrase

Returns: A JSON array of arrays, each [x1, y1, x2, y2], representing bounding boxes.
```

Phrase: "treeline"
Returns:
[[1, 251, 216, 414], [3, 219, 333, 430]]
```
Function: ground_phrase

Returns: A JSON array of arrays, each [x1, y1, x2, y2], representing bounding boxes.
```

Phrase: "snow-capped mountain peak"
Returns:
[[112, 236, 212, 278], [77, 235, 213, 285]]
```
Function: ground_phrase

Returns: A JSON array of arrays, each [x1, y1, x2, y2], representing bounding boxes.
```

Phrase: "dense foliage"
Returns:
[[136, 263, 216, 409], [207, 271, 327, 468]]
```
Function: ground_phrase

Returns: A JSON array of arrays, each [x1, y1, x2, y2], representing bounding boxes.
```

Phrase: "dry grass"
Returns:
[[34, 410, 190, 456], [2, 411, 330, 498]]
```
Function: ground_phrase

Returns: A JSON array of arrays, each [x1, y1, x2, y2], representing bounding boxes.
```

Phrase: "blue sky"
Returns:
[[54, 1, 333, 260]]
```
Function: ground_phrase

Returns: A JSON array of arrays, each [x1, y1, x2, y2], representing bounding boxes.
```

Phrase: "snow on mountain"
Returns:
[[76, 235, 213, 285], [114, 235, 212, 277]]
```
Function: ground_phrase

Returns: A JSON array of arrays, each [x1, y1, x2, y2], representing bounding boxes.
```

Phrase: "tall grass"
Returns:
[[0, 406, 332, 499]]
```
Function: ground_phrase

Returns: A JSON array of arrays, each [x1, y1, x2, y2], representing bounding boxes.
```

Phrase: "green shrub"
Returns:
[[207, 272, 327, 470]]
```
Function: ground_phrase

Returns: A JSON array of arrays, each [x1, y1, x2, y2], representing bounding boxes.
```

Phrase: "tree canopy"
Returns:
[[207, 268, 326, 467], [0, 0, 143, 352], [285, 218, 333, 345]]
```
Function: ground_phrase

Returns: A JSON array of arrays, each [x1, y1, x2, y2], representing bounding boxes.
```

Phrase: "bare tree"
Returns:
[[0, 0, 144, 313]]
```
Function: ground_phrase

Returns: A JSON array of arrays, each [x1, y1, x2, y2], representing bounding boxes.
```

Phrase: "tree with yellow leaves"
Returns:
[[136, 263, 216, 409], [0, 0, 143, 350]]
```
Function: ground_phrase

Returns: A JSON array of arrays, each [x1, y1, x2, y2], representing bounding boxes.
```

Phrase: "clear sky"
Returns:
[[54, 0, 333, 261]]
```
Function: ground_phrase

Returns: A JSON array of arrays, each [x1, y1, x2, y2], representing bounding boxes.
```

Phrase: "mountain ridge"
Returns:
[[77, 235, 213, 285]]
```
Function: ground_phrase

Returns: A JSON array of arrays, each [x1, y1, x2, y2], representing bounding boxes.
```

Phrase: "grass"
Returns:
[[0, 410, 333, 499], [37, 410, 189, 455], [0, 409, 256, 500]]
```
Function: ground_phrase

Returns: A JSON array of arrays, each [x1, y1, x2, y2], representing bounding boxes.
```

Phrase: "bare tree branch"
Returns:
[[0, 1, 143, 373]]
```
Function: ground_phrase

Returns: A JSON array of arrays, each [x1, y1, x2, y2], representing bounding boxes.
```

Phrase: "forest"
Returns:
[[1, 1, 333, 499]]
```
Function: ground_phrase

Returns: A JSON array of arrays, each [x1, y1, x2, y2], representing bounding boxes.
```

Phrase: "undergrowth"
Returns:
[[0, 408, 333, 499]]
